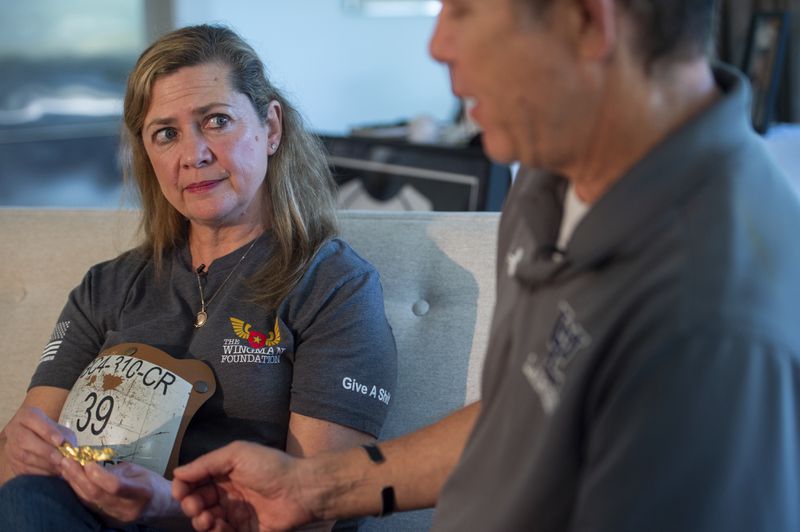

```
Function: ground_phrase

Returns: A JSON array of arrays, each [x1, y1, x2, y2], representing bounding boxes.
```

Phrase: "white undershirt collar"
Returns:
[[556, 183, 590, 251]]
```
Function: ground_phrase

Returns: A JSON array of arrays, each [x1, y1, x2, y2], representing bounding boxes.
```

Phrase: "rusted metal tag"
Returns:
[[58, 343, 216, 478]]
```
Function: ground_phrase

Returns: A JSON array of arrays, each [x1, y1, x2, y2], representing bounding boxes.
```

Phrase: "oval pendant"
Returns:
[[195, 311, 208, 328]]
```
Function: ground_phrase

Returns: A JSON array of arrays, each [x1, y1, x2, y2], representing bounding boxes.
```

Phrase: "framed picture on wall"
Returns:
[[741, 11, 790, 134], [320, 135, 511, 212]]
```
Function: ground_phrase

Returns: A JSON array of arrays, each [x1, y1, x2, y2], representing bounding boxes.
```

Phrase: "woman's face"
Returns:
[[142, 62, 281, 230]]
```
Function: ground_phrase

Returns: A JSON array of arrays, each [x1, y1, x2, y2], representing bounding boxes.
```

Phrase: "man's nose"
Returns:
[[428, 12, 450, 64]]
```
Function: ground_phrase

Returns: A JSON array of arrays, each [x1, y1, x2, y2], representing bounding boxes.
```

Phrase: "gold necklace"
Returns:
[[193, 239, 258, 328]]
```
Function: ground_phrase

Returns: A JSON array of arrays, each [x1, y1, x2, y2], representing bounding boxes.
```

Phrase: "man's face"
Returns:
[[430, 0, 586, 169]]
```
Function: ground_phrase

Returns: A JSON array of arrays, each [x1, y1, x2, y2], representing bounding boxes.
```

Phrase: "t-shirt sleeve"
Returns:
[[28, 268, 106, 391], [288, 252, 398, 438], [569, 331, 800, 532]]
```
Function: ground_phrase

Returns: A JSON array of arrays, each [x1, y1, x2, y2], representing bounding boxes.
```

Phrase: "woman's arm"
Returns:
[[285, 412, 376, 531], [286, 412, 375, 457]]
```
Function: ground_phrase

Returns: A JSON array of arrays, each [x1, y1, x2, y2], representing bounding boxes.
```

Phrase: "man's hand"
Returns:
[[1, 406, 75, 478], [59, 458, 184, 526], [172, 403, 483, 531], [172, 441, 319, 532]]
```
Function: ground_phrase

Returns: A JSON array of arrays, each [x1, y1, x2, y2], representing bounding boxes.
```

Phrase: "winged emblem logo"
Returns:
[[229, 317, 281, 348]]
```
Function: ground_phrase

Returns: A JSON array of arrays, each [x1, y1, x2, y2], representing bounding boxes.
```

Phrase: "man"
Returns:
[[173, 0, 800, 530]]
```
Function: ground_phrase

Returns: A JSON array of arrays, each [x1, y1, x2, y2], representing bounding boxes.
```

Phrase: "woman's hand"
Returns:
[[58, 458, 184, 527], [1, 406, 75, 479]]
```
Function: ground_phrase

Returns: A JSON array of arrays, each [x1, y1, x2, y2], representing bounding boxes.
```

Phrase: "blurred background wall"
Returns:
[[1, 0, 798, 209], [1, 0, 146, 207], [173, 0, 454, 135], [0, 0, 454, 208]]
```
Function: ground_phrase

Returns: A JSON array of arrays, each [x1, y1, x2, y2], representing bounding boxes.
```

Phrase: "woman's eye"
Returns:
[[207, 115, 230, 128], [153, 128, 177, 144]]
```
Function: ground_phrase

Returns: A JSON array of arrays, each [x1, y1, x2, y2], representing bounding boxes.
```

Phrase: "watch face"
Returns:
[[58, 343, 216, 477]]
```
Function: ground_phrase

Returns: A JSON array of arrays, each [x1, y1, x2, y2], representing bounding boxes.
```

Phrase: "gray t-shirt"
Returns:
[[31, 233, 397, 464], [432, 65, 800, 531]]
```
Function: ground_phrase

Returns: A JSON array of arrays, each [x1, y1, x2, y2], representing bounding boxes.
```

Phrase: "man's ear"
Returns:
[[574, 0, 617, 61]]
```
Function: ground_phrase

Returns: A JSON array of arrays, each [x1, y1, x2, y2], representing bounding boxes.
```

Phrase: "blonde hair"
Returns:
[[122, 24, 338, 309]]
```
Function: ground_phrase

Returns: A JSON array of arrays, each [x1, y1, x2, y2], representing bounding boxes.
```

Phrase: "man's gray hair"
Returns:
[[517, 0, 715, 66]]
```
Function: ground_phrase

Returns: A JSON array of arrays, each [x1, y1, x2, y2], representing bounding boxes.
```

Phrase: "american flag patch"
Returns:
[[40, 321, 71, 362]]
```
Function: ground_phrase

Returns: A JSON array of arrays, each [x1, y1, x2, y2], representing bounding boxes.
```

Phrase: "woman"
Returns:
[[0, 24, 396, 530]]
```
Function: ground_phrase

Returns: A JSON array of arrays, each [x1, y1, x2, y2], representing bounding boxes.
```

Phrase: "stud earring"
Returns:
[[270, 143, 277, 151]]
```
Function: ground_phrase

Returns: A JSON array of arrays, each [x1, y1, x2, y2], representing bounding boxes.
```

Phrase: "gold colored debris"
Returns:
[[58, 442, 116, 466]]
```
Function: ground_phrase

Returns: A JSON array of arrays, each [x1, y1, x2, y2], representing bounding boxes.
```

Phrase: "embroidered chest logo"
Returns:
[[522, 301, 590, 414], [221, 316, 286, 365], [230, 317, 281, 348]]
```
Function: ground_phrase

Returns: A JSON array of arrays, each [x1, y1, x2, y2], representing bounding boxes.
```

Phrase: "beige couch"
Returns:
[[0, 207, 499, 531]]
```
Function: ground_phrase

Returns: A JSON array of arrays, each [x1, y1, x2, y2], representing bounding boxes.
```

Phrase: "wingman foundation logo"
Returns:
[[221, 316, 286, 364], [522, 301, 590, 414], [40, 321, 71, 363]]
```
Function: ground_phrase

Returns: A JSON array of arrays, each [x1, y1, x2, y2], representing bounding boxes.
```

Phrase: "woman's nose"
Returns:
[[180, 132, 213, 169]]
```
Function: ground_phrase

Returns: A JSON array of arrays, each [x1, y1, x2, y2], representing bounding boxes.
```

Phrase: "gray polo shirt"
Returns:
[[433, 65, 800, 531], [31, 233, 397, 464]]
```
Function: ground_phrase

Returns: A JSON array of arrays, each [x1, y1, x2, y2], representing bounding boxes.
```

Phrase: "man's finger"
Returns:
[[173, 447, 236, 483], [172, 477, 193, 500], [191, 510, 223, 532], [179, 483, 221, 518]]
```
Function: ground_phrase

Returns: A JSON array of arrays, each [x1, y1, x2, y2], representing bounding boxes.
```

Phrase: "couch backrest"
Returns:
[[342, 211, 498, 531], [1, 209, 142, 425], [0, 208, 499, 531]]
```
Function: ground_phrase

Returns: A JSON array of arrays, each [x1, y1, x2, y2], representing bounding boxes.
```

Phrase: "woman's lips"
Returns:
[[185, 177, 226, 193]]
